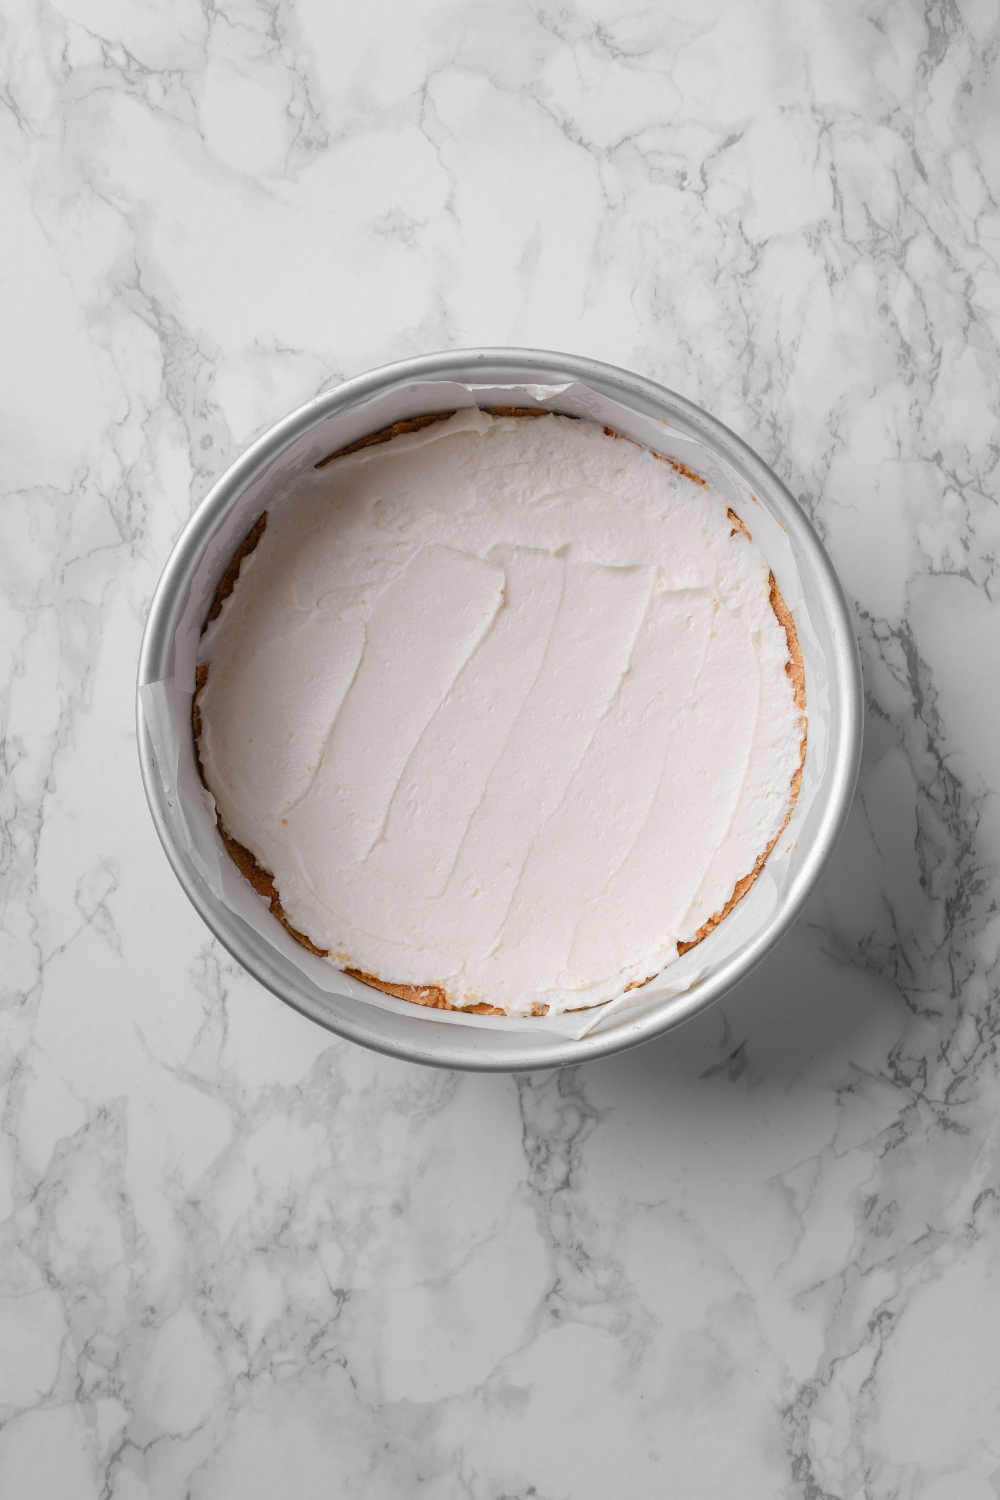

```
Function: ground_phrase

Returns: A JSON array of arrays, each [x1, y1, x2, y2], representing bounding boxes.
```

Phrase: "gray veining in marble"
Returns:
[[3, 0, 1000, 1495]]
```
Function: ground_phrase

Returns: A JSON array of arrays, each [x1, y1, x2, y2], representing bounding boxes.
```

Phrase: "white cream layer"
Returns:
[[198, 410, 803, 1016]]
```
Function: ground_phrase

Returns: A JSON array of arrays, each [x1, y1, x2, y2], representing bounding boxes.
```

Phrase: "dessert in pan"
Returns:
[[193, 408, 806, 1019]]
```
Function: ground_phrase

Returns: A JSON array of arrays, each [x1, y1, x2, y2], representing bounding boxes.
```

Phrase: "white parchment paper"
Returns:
[[140, 380, 829, 1042]]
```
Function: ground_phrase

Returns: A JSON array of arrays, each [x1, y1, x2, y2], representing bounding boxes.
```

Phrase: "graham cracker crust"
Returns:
[[602, 424, 708, 486], [314, 405, 555, 470], [343, 969, 505, 1016], [676, 572, 807, 956], [216, 818, 329, 956], [196, 412, 808, 1013], [203, 511, 268, 629], [315, 413, 453, 469]]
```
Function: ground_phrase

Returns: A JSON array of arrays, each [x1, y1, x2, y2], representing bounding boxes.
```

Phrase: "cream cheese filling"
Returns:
[[197, 409, 803, 1016]]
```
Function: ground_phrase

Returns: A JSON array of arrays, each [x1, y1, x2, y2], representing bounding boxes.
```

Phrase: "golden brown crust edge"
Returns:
[[313, 406, 553, 470], [676, 570, 807, 956], [602, 423, 708, 486], [194, 412, 808, 1013], [315, 412, 454, 468], [203, 511, 268, 629], [195, 694, 503, 1013]]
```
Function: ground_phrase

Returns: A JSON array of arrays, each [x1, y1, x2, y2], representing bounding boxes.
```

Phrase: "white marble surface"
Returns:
[[3, 0, 1000, 1493]]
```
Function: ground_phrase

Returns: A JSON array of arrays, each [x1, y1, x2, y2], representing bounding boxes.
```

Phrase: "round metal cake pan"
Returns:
[[137, 348, 863, 1072]]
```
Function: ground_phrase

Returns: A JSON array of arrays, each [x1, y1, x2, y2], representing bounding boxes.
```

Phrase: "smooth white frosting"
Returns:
[[197, 410, 803, 1016]]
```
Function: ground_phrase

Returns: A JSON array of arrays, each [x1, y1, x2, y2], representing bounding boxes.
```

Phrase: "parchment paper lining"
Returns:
[[140, 379, 829, 1042]]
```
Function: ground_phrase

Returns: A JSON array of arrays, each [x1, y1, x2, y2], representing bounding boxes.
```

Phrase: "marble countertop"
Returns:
[[4, 1, 999, 1494]]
